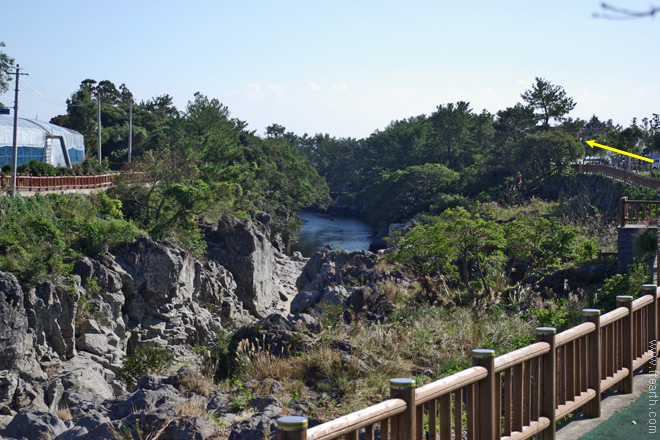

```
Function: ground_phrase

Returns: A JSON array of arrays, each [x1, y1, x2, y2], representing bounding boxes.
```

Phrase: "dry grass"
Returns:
[[233, 408, 256, 423], [176, 400, 208, 418], [224, 295, 540, 418], [176, 371, 216, 398], [56, 407, 73, 421]]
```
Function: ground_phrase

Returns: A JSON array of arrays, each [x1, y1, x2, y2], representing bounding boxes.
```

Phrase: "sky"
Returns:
[[2, 1, 659, 139]]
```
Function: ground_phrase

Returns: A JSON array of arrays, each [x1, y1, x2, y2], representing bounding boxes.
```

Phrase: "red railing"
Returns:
[[0, 173, 117, 191]]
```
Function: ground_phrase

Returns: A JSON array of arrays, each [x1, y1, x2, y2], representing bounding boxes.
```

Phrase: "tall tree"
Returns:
[[0, 42, 15, 106], [521, 77, 576, 127]]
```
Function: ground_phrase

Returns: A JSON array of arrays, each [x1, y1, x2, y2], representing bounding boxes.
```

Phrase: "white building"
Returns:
[[0, 116, 85, 168]]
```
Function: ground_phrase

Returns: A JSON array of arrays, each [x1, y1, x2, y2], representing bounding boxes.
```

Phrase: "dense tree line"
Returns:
[[283, 78, 660, 227], [50, 81, 331, 253]]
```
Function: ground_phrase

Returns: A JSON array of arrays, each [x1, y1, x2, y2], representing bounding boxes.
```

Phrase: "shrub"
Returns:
[[117, 346, 174, 390], [0, 193, 140, 284]]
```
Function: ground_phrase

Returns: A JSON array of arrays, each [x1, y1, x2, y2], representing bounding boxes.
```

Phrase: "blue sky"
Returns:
[[2, 1, 659, 139]]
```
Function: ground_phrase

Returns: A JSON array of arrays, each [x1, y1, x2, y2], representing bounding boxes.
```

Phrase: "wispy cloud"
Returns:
[[239, 83, 286, 100], [333, 82, 349, 92], [308, 82, 322, 92], [266, 84, 286, 98], [383, 88, 418, 98]]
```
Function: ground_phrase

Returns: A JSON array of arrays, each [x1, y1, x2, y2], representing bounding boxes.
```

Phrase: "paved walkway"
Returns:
[[557, 371, 659, 439]]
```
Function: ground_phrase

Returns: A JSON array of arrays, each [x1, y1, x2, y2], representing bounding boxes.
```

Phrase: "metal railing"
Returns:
[[277, 285, 660, 440]]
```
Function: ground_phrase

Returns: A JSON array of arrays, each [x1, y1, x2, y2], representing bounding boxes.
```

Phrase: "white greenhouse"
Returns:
[[0, 116, 85, 168]]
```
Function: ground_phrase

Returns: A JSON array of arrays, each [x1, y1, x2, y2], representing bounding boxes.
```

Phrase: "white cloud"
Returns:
[[383, 88, 419, 98], [333, 82, 349, 92], [244, 83, 263, 99], [266, 84, 286, 98], [308, 82, 322, 92]]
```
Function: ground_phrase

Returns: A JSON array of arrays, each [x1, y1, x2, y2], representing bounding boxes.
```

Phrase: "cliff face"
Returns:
[[0, 215, 306, 438]]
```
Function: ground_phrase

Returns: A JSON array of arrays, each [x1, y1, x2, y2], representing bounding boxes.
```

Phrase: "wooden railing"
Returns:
[[0, 173, 117, 191], [277, 285, 660, 440], [618, 196, 660, 227], [572, 163, 660, 192]]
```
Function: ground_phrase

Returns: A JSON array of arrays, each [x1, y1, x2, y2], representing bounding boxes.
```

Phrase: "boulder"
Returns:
[[0, 273, 45, 409], [1, 410, 67, 440], [159, 416, 218, 440], [203, 216, 282, 319]]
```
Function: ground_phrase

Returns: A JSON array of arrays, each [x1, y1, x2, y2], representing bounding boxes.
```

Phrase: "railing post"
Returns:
[[277, 416, 308, 440], [582, 309, 602, 417], [617, 295, 634, 394], [535, 328, 556, 440], [390, 378, 416, 440], [472, 349, 496, 440], [619, 196, 628, 227], [643, 284, 658, 373]]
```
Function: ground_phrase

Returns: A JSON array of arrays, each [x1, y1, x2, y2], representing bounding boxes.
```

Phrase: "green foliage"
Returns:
[[633, 227, 657, 258], [194, 329, 238, 380], [360, 163, 459, 226], [529, 299, 576, 332], [95, 191, 124, 219], [17, 160, 62, 176], [317, 301, 345, 329], [230, 383, 256, 412], [0, 42, 14, 97], [521, 77, 576, 127], [117, 346, 173, 390], [0, 193, 139, 284], [593, 262, 650, 311], [387, 206, 597, 303]]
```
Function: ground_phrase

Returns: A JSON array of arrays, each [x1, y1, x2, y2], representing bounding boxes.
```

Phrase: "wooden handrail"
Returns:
[[306, 398, 406, 440], [277, 296, 659, 439], [493, 342, 550, 373], [554, 322, 596, 347], [600, 307, 629, 327], [415, 366, 487, 404], [632, 294, 654, 312]]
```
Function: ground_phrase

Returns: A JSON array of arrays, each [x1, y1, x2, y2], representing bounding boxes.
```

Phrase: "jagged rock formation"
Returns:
[[291, 249, 409, 321], [202, 215, 303, 319], [0, 215, 308, 439]]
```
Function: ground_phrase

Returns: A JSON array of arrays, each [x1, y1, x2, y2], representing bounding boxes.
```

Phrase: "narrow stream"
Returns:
[[291, 211, 374, 257]]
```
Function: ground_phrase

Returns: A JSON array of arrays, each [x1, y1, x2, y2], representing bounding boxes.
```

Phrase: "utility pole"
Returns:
[[128, 98, 133, 163], [97, 88, 102, 164], [9, 64, 28, 197]]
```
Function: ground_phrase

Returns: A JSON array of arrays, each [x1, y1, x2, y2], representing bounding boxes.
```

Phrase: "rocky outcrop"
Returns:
[[0, 213, 308, 432], [202, 215, 305, 319]]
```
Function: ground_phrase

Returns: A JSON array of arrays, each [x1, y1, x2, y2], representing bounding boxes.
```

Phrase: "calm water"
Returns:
[[291, 211, 374, 257]]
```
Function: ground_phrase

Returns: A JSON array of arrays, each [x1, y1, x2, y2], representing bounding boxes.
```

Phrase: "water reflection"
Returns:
[[291, 211, 374, 257]]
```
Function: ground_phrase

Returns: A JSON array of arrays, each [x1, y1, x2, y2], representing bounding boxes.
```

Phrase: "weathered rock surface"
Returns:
[[0, 214, 309, 435], [202, 215, 304, 319], [295, 249, 408, 294]]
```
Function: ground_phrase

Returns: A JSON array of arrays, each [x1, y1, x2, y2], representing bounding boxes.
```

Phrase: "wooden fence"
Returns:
[[0, 173, 117, 191], [276, 285, 660, 440], [618, 197, 660, 227], [571, 163, 660, 192]]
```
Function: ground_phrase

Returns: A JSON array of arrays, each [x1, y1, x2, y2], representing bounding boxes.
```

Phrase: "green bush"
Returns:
[[117, 346, 173, 390], [593, 262, 650, 311], [0, 193, 140, 284]]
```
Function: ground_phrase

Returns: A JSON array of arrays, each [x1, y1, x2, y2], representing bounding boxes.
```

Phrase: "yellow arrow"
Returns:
[[586, 140, 654, 163]]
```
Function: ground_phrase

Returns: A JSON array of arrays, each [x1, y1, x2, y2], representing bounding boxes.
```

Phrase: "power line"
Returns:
[[24, 76, 68, 103], [21, 81, 66, 107]]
